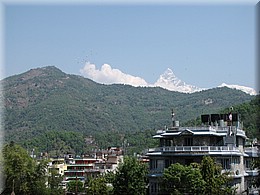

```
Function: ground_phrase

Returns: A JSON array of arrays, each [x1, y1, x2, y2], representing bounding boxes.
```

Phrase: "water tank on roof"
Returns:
[[201, 114, 210, 123], [219, 119, 224, 127], [211, 114, 220, 123], [232, 113, 239, 121]]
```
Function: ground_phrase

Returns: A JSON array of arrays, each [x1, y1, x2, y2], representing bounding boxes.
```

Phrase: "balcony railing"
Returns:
[[245, 168, 259, 176], [245, 147, 260, 156], [149, 146, 240, 153]]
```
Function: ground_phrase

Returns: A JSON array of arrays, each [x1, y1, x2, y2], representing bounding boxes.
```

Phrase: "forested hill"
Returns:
[[2, 66, 254, 155]]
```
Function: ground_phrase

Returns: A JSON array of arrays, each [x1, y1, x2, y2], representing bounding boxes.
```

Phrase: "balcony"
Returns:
[[65, 168, 99, 172], [245, 147, 260, 157], [245, 168, 259, 176], [148, 146, 240, 154], [67, 163, 95, 167], [148, 169, 164, 177]]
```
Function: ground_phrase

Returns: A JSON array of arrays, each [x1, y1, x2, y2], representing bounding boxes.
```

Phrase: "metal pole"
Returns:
[[10, 179, 15, 195]]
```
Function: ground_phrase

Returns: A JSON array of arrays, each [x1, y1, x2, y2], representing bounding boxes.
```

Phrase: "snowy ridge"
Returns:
[[153, 68, 256, 95], [218, 83, 257, 96], [80, 63, 257, 95], [154, 68, 203, 93]]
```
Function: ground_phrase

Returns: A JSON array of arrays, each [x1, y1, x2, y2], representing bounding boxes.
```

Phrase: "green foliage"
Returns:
[[200, 156, 230, 194], [2, 142, 49, 195], [86, 176, 111, 195], [162, 156, 235, 195], [184, 95, 260, 139], [47, 169, 64, 195], [67, 180, 84, 193], [221, 95, 260, 138], [200, 156, 234, 195], [162, 163, 205, 195], [95, 129, 159, 155], [112, 156, 148, 195], [23, 130, 88, 157]]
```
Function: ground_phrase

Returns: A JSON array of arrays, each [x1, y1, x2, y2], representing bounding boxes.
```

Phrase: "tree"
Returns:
[[111, 156, 148, 195], [86, 176, 111, 195], [200, 156, 234, 195], [2, 142, 49, 195], [162, 163, 205, 195], [47, 168, 64, 195], [162, 157, 235, 195], [67, 180, 84, 194]]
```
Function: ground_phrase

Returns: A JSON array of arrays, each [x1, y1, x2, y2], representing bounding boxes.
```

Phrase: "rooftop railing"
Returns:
[[163, 126, 246, 136]]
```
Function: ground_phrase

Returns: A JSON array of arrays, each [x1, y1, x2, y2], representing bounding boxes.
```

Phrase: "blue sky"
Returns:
[[3, 2, 257, 90]]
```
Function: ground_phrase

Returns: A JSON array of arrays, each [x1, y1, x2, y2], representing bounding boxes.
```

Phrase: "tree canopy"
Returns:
[[162, 163, 205, 195], [86, 176, 112, 195], [2, 142, 48, 195], [162, 156, 234, 195], [111, 156, 148, 195]]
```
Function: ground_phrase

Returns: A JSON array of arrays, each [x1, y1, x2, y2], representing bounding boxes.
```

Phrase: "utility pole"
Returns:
[[171, 109, 175, 127], [76, 175, 78, 195], [10, 179, 15, 195]]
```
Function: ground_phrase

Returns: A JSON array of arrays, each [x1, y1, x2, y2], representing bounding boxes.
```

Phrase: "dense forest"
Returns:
[[2, 66, 256, 156]]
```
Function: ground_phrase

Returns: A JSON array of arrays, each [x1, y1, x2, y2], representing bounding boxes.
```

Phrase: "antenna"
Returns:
[[171, 109, 175, 127]]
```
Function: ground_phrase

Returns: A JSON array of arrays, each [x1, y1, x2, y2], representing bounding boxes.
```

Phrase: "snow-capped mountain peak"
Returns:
[[154, 68, 203, 93], [153, 68, 257, 95], [218, 83, 257, 96]]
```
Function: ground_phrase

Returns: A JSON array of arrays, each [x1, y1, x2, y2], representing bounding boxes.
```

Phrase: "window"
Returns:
[[220, 158, 231, 170], [157, 160, 164, 170], [184, 137, 193, 146], [245, 159, 253, 170], [150, 182, 158, 193], [185, 159, 193, 165], [150, 159, 164, 170], [150, 159, 157, 170], [165, 159, 175, 168]]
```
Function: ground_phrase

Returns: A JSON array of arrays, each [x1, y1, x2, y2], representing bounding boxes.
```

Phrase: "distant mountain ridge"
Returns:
[[2, 66, 254, 153], [218, 83, 257, 96], [154, 68, 203, 93], [153, 68, 256, 95]]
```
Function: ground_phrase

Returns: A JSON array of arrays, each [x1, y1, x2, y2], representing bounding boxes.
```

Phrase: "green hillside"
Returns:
[[184, 95, 260, 146], [2, 66, 254, 156], [222, 95, 260, 139]]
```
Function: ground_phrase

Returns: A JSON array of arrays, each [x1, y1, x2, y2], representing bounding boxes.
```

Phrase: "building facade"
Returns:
[[147, 112, 259, 195], [47, 147, 123, 189], [64, 157, 99, 183]]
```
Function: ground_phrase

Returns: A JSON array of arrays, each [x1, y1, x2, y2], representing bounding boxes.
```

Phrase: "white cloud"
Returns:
[[80, 62, 148, 87]]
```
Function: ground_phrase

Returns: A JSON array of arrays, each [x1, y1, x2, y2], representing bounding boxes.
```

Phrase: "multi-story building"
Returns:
[[64, 157, 100, 183], [94, 147, 124, 174], [48, 158, 67, 176], [147, 111, 260, 195], [59, 147, 123, 187]]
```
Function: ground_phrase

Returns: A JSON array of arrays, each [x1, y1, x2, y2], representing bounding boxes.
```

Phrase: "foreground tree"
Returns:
[[162, 156, 235, 195], [200, 156, 234, 195], [2, 142, 48, 195], [112, 156, 148, 195], [47, 168, 64, 195], [67, 180, 84, 194], [86, 176, 112, 195], [162, 163, 205, 195]]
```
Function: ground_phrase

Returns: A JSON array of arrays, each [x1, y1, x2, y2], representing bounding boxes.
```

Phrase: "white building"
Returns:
[[147, 112, 259, 195]]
